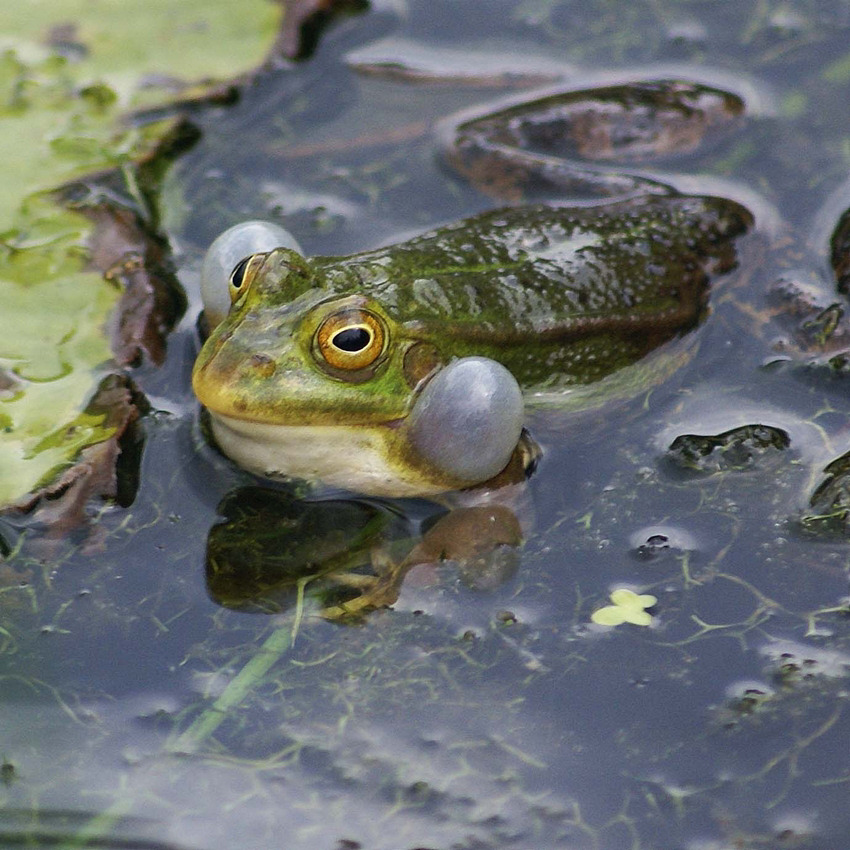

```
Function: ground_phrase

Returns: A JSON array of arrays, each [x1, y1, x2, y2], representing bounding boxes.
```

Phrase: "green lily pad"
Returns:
[[0, 0, 282, 508]]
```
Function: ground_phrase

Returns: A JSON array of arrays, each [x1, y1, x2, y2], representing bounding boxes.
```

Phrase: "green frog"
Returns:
[[192, 80, 753, 497]]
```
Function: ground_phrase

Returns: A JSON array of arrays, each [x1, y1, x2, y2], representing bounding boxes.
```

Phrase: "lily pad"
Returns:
[[0, 0, 282, 508]]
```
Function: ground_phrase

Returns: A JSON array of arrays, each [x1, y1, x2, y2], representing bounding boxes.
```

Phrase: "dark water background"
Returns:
[[4, 1, 850, 848]]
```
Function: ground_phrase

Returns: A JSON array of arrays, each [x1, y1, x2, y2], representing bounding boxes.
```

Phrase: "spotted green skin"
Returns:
[[193, 195, 751, 433]]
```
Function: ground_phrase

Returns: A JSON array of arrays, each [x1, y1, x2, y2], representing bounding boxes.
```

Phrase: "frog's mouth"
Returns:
[[206, 412, 453, 498]]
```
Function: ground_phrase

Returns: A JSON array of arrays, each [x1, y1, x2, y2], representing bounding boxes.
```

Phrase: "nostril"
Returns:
[[250, 353, 276, 378]]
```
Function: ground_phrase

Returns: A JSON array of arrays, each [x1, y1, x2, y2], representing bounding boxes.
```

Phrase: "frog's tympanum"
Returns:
[[193, 195, 751, 496]]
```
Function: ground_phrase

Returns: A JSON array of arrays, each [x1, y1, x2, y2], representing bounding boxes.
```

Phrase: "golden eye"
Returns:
[[228, 253, 265, 304], [316, 309, 386, 372]]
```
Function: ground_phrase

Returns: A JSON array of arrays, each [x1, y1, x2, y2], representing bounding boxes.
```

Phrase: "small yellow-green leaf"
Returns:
[[591, 588, 657, 627], [590, 606, 629, 626]]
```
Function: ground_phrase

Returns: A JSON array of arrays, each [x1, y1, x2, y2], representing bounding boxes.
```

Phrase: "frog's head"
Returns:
[[192, 247, 524, 496]]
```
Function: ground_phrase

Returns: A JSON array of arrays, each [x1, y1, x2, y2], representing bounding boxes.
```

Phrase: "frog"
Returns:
[[192, 79, 753, 499]]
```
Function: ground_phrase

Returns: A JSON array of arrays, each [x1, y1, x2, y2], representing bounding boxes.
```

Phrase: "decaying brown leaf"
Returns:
[[273, 0, 369, 61], [83, 203, 186, 367], [6, 374, 143, 535]]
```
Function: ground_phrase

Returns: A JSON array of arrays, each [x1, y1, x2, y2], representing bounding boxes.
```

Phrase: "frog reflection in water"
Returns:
[[193, 80, 753, 615]]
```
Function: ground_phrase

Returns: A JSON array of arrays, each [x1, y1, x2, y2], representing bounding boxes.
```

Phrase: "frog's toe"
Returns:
[[409, 356, 524, 485], [200, 220, 302, 328]]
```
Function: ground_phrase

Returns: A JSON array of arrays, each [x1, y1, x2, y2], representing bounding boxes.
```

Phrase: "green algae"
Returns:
[[0, 0, 281, 506]]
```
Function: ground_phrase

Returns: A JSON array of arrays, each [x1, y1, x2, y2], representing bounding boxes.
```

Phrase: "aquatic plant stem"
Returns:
[[170, 625, 293, 751], [69, 615, 298, 843], [68, 791, 135, 846]]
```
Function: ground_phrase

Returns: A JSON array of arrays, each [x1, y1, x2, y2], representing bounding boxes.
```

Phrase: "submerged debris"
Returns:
[[665, 424, 791, 475], [830, 205, 850, 295], [802, 449, 850, 534], [446, 79, 745, 201]]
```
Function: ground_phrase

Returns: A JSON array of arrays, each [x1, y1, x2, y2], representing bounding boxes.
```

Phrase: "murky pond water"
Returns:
[[4, 1, 850, 848]]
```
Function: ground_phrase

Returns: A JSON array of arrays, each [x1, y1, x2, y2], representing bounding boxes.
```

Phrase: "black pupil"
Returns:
[[230, 256, 251, 289], [332, 327, 371, 352]]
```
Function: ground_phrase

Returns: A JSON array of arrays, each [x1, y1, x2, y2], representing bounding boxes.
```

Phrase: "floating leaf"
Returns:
[[591, 588, 657, 627], [0, 0, 281, 508]]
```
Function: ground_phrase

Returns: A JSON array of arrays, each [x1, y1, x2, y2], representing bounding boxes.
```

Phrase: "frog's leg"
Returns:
[[321, 503, 524, 619], [322, 549, 406, 618]]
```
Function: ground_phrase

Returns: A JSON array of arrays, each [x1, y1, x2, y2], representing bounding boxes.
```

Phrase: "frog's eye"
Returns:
[[230, 257, 251, 289], [201, 221, 302, 329], [316, 309, 387, 373], [228, 254, 265, 303]]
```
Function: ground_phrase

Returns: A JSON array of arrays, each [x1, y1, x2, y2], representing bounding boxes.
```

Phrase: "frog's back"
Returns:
[[313, 196, 751, 389]]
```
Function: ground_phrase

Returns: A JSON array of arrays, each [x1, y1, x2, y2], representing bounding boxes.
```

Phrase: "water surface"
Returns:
[[4, 1, 850, 848]]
